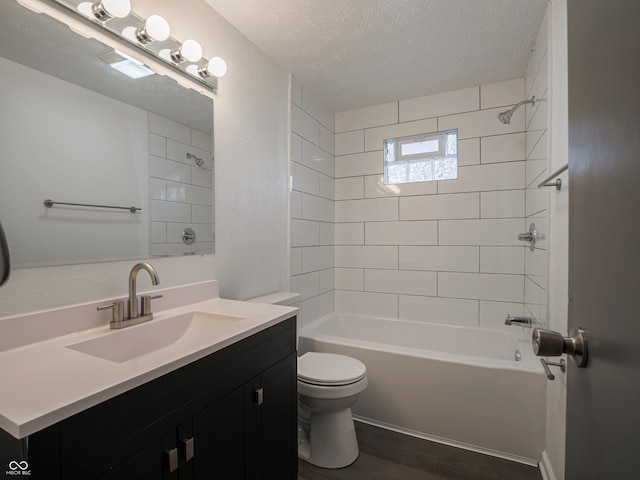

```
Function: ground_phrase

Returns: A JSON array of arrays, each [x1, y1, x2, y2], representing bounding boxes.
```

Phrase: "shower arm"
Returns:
[[497, 96, 537, 124], [507, 96, 536, 114]]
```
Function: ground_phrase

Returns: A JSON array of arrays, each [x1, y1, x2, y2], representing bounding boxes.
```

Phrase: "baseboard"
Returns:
[[539, 450, 559, 480], [354, 416, 539, 467]]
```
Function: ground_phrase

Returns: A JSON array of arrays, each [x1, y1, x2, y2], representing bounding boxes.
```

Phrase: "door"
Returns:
[[566, 0, 640, 478]]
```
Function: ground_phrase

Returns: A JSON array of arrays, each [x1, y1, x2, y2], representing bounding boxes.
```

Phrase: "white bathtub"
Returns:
[[298, 313, 546, 464]]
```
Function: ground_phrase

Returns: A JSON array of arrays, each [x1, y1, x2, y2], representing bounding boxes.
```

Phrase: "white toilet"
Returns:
[[297, 352, 367, 468], [248, 292, 368, 469]]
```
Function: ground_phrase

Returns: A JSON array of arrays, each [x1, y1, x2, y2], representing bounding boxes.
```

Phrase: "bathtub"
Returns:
[[298, 313, 546, 464]]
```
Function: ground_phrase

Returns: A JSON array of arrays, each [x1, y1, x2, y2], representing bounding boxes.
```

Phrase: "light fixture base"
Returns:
[[50, 0, 219, 92]]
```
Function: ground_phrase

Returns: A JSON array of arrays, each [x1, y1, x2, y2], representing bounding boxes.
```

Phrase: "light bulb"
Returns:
[[171, 39, 203, 63], [136, 15, 170, 44], [200, 56, 227, 78], [91, 0, 131, 21]]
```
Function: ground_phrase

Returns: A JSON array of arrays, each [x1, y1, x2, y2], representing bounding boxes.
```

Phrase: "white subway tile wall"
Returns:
[[399, 86, 479, 122], [149, 113, 213, 257], [290, 77, 336, 327], [288, 75, 548, 330], [333, 79, 532, 327], [524, 10, 550, 326]]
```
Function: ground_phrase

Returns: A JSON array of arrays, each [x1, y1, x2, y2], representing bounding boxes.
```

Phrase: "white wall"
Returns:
[[543, 1, 569, 478], [290, 77, 336, 328], [333, 80, 529, 331], [0, 0, 289, 316], [522, 3, 569, 478]]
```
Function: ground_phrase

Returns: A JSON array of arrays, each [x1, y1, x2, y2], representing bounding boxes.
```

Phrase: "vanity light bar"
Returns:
[[49, 0, 226, 92]]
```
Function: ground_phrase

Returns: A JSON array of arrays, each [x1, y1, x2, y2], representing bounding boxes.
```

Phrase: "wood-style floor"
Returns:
[[298, 421, 543, 480]]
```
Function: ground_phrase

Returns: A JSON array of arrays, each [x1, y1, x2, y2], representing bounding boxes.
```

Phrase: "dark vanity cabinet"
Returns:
[[16, 316, 297, 479]]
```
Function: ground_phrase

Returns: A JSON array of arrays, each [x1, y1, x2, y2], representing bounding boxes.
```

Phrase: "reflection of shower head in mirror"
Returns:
[[0, 219, 10, 286], [187, 152, 205, 167], [497, 96, 536, 124]]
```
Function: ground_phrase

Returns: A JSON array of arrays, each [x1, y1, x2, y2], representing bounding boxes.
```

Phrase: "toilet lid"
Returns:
[[297, 352, 366, 386]]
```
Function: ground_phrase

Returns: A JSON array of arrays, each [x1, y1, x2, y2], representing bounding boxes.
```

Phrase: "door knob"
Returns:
[[532, 327, 589, 367]]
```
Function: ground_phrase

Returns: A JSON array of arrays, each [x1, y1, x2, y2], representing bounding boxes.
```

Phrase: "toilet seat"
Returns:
[[298, 352, 366, 386]]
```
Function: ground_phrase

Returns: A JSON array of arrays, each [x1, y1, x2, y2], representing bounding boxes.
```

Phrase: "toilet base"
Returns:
[[298, 408, 359, 469]]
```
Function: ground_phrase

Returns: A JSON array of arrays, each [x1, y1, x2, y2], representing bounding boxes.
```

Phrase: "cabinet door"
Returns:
[[96, 440, 162, 480], [250, 353, 297, 480], [191, 386, 248, 479], [160, 421, 193, 480], [12, 317, 296, 480]]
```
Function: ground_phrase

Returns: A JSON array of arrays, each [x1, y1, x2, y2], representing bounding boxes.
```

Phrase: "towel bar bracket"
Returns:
[[540, 178, 562, 191], [537, 164, 568, 191]]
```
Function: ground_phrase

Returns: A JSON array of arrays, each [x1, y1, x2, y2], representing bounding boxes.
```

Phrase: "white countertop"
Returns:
[[0, 282, 297, 439]]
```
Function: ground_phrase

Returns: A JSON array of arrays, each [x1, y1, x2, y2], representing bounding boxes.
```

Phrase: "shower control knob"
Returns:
[[517, 223, 537, 251], [532, 327, 589, 367], [517, 232, 535, 242]]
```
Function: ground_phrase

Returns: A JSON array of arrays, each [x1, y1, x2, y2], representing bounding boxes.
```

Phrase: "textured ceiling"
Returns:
[[204, 0, 547, 112]]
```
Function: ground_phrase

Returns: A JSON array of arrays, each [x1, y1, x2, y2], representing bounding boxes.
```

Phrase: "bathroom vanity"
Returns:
[[0, 281, 298, 479]]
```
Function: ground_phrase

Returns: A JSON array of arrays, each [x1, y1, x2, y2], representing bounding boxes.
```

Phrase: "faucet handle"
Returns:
[[141, 294, 163, 317], [97, 300, 124, 324]]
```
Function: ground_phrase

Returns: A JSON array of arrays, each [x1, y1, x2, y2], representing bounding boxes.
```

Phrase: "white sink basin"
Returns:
[[67, 311, 245, 363]]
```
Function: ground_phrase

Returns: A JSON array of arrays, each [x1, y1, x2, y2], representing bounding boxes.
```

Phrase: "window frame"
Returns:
[[383, 129, 458, 185], [397, 132, 445, 161]]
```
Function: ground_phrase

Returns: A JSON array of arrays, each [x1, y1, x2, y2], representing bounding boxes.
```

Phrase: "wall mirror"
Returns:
[[0, 0, 215, 268]]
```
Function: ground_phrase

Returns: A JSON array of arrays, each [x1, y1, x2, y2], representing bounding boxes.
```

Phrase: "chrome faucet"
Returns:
[[128, 262, 160, 320], [97, 262, 162, 329], [505, 315, 533, 328]]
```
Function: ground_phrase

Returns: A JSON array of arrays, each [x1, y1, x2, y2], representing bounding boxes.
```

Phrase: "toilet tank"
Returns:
[[247, 291, 300, 307]]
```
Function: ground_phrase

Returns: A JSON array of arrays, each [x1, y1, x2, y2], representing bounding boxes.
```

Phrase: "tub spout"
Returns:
[[505, 315, 532, 328]]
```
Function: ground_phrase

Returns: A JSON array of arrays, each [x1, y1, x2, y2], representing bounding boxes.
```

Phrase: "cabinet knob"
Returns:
[[164, 448, 178, 473], [255, 387, 264, 406]]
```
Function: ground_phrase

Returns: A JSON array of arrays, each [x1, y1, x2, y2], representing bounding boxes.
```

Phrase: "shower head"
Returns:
[[498, 110, 513, 124], [497, 96, 536, 125]]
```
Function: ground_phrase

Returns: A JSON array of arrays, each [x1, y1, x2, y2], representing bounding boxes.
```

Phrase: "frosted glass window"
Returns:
[[401, 138, 440, 156], [384, 130, 458, 185]]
